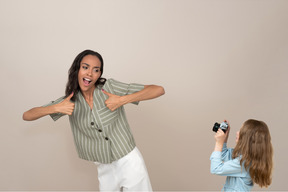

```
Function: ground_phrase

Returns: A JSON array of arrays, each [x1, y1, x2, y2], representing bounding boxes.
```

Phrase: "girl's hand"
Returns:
[[214, 129, 227, 144], [102, 89, 124, 111], [214, 128, 228, 152], [54, 92, 75, 115], [224, 119, 230, 143]]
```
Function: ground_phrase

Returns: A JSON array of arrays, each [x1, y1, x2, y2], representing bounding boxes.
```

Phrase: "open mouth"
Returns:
[[83, 78, 92, 86]]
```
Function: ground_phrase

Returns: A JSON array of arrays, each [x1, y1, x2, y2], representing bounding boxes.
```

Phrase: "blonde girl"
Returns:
[[210, 119, 273, 191]]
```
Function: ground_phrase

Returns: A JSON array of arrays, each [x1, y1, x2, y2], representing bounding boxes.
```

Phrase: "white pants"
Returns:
[[94, 147, 153, 192]]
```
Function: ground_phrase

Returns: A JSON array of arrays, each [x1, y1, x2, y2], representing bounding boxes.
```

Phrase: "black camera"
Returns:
[[213, 122, 228, 133]]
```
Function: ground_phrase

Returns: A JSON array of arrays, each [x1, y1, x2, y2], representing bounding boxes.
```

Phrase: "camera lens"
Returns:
[[212, 122, 220, 132]]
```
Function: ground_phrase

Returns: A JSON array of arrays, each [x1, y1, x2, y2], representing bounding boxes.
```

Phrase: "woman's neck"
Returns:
[[81, 88, 95, 109], [82, 91, 93, 100]]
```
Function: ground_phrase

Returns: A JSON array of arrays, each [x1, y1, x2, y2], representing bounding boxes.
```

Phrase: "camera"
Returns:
[[213, 122, 228, 133]]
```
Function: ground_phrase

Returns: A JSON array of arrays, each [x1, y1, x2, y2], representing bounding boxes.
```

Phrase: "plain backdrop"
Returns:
[[0, 0, 287, 191]]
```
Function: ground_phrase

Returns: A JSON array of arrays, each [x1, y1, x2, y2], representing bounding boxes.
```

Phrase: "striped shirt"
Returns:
[[43, 79, 144, 163]]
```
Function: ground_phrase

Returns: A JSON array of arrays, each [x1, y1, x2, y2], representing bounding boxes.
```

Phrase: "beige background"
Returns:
[[0, 0, 287, 191]]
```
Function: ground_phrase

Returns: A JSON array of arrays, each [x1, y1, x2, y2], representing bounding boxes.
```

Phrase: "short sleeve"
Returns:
[[103, 78, 145, 105], [42, 96, 65, 121]]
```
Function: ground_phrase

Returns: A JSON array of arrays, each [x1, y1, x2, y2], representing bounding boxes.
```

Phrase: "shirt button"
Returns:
[[105, 137, 109, 140], [98, 129, 102, 132], [91, 122, 94, 126]]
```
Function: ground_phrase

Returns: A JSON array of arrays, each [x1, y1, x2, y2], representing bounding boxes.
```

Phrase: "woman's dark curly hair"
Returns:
[[65, 50, 106, 101]]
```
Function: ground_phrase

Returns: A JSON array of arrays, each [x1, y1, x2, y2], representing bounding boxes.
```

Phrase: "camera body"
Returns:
[[213, 122, 228, 133]]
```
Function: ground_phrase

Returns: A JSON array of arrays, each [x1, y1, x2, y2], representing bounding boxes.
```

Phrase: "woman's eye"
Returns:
[[94, 69, 99, 72], [82, 66, 88, 69]]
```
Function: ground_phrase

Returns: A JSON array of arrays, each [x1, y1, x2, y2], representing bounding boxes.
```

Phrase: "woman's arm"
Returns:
[[102, 85, 165, 111], [23, 93, 75, 121], [23, 105, 58, 121], [121, 85, 165, 103]]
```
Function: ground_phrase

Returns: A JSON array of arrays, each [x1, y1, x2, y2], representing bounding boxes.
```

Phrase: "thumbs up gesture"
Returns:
[[102, 89, 124, 111], [55, 92, 75, 115]]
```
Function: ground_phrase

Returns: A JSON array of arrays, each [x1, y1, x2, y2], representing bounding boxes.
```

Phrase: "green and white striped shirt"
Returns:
[[44, 79, 144, 163]]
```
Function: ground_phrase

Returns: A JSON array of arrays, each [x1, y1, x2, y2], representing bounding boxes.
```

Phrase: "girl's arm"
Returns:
[[221, 143, 233, 162], [102, 85, 165, 111], [210, 152, 248, 177], [210, 121, 247, 177], [221, 120, 231, 161], [213, 128, 227, 152], [23, 93, 75, 121], [212, 120, 231, 161], [211, 131, 244, 176]]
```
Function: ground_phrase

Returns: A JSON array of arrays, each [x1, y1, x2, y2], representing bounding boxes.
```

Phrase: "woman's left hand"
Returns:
[[102, 89, 125, 111]]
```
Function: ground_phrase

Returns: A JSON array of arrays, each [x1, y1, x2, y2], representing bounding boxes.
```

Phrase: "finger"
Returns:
[[224, 119, 230, 126], [102, 89, 112, 96], [105, 104, 115, 111], [106, 104, 113, 110], [66, 92, 74, 100], [68, 107, 75, 115], [110, 108, 115, 112], [218, 129, 224, 134], [224, 119, 230, 130]]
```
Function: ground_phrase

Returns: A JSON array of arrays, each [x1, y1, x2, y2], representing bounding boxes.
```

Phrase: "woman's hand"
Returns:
[[102, 89, 124, 111], [102, 84, 165, 111], [54, 92, 75, 115], [23, 93, 74, 121]]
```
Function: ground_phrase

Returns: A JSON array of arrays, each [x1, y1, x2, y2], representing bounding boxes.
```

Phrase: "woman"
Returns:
[[23, 49, 165, 191]]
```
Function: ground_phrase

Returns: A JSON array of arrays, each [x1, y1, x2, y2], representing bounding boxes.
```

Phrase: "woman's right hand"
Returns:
[[54, 93, 75, 115]]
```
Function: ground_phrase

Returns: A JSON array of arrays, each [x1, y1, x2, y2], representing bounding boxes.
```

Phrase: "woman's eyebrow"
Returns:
[[82, 63, 100, 68]]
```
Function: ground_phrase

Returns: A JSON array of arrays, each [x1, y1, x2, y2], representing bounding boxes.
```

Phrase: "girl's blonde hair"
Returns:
[[232, 119, 273, 188]]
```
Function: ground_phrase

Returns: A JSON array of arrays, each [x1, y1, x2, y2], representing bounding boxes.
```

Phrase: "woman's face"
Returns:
[[78, 55, 102, 93]]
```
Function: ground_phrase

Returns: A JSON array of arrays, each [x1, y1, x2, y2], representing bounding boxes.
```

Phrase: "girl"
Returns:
[[23, 50, 165, 191], [210, 119, 273, 191]]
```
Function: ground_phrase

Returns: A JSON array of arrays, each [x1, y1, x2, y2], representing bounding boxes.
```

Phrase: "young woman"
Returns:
[[23, 49, 165, 191], [210, 119, 273, 191]]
